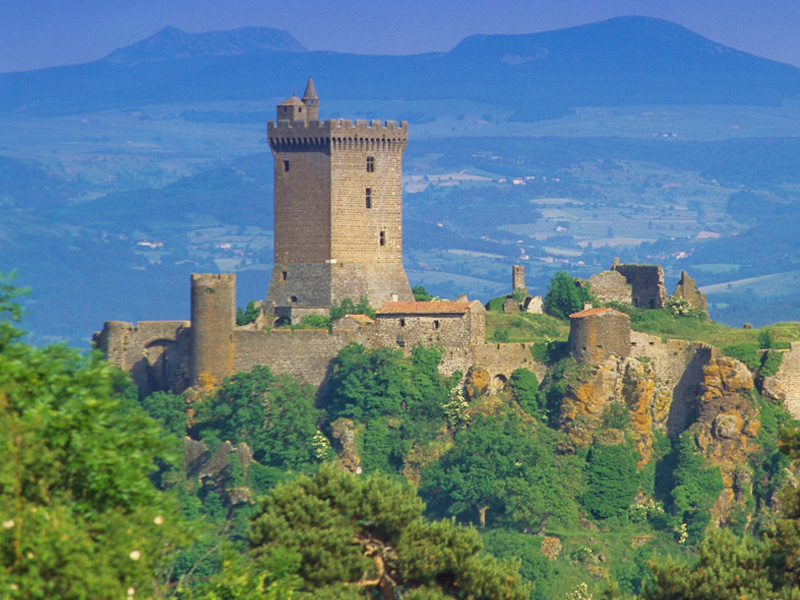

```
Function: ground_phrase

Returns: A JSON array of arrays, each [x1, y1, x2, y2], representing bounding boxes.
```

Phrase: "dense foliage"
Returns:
[[242, 464, 531, 599], [422, 409, 582, 532], [543, 271, 592, 320], [191, 365, 322, 470], [326, 343, 455, 473], [0, 280, 186, 599]]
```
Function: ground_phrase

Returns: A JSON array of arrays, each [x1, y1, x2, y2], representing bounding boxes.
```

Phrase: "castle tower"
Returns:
[[301, 77, 318, 121], [190, 273, 235, 387], [265, 79, 414, 321]]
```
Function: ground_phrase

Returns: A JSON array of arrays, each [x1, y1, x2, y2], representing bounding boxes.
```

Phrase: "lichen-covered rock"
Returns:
[[330, 418, 362, 474], [761, 375, 787, 403], [540, 536, 562, 561], [690, 354, 760, 525], [464, 365, 491, 401]]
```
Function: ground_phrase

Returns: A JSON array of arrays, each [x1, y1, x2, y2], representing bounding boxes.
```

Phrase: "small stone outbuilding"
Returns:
[[569, 307, 631, 364]]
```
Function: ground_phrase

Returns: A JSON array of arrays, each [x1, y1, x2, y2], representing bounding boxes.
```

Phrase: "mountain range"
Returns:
[[3, 17, 800, 116]]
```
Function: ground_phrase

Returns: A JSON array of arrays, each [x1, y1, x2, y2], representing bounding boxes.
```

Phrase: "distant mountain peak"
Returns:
[[102, 26, 307, 66]]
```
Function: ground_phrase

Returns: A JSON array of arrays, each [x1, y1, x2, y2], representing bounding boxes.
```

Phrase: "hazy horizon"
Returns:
[[3, 0, 800, 73]]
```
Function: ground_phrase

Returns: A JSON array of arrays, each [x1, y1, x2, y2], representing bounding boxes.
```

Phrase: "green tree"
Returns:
[[191, 365, 322, 470], [581, 443, 639, 519], [422, 409, 582, 532], [236, 300, 261, 326], [544, 271, 591, 319], [326, 343, 451, 473], [413, 285, 434, 301], [0, 280, 187, 599], [143, 390, 187, 437], [507, 368, 546, 421], [245, 463, 530, 599], [643, 529, 794, 600], [330, 297, 375, 322], [670, 432, 724, 543]]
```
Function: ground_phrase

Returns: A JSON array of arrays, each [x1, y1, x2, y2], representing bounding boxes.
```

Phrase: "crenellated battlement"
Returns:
[[267, 118, 408, 151]]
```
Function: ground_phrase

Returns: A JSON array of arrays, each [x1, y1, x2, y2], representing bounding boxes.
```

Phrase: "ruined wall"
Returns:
[[93, 320, 191, 396], [774, 342, 800, 418], [671, 271, 708, 313], [613, 264, 668, 309], [512, 265, 526, 292], [472, 342, 547, 389], [569, 309, 631, 365], [191, 274, 235, 387], [587, 270, 632, 304]]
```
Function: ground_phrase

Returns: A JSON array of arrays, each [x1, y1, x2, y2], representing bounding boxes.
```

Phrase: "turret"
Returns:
[[302, 77, 319, 121], [191, 273, 236, 387]]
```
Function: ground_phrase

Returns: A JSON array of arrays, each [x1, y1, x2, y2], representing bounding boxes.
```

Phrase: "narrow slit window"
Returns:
[[433, 320, 440, 330], [399, 318, 405, 327], [379, 231, 386, 246], [283, 160, 290, 172], [366, 188, 372, 208], [281, 270, 287, 282], [366, 156, 375, 172]]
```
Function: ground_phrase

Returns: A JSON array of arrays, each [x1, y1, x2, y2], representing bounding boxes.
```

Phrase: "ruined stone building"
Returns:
[[588, 259, 707, 315]]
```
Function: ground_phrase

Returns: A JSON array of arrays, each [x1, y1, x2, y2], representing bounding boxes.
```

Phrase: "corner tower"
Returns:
[[265, 78, 414, 321]]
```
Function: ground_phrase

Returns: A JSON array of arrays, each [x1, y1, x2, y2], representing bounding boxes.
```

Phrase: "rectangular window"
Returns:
[[379, 231, 386, 246], [283, 160, 290, 172], [366, 188, 372, 209], [366, 156, 375, 173], [281, 270, 287, 282]]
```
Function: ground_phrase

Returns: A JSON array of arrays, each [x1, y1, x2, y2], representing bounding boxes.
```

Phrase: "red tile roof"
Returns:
[[569, 307, 628, 319], [377, 301, 471, 315], [343, 314, 374, 325]]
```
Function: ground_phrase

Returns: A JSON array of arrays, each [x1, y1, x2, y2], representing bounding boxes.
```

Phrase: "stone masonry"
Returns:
[[265, 78, 413, 322], [569, 307, 631, 364]]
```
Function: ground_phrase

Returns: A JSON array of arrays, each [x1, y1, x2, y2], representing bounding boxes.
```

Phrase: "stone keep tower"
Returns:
[[265, 78, 414, 321]]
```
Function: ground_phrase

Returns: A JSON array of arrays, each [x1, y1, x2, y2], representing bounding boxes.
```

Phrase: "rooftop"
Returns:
[[569, 307, 629, 319]]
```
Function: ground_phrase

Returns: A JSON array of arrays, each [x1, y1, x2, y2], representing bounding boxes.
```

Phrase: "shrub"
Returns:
[[760, 350, 784, 379], [412, 285, 433, 301], [722, 342, 761, 371], [508, 368, 546, 420], [236, 300, 261, 325], [486, 295, 507, 312], [581, 443, 640, 519], [758, 329, 774, 349], [297, 313, 330, 329]]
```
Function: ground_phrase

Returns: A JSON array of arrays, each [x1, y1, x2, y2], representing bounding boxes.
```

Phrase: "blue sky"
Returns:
[[2, 0, 800, 72]]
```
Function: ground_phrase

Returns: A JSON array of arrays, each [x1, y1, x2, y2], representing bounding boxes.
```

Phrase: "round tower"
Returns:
[[190, 273, 236, 387], [301, 77, 319, 121]]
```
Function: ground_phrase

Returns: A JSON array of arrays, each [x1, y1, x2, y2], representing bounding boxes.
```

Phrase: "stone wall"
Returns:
[[774, 342, 800, 418], [93, 320, 191, 396], [613, 263, 668, 309], [587, 270, 632, 304], [233, 328, 351, 390], [472, 342, 547, 391], [569, 308, 631, 365]]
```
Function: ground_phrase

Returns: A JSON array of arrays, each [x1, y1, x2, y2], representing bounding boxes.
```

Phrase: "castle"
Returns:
[[94, 80, 534, 396], [94, 79, 800, 424]]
